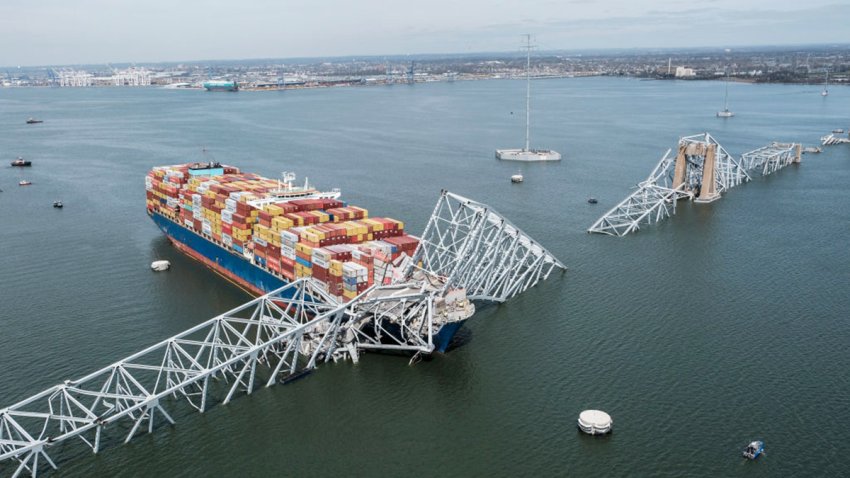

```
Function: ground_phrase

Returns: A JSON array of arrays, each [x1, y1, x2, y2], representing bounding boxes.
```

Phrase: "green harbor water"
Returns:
[[1, 77, 849, 476]]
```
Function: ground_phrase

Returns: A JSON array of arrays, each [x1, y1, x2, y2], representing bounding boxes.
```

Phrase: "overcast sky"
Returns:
[[1, 0, 847, 66]]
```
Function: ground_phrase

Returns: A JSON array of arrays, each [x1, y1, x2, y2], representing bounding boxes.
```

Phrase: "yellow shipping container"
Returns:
[[309, 211, 330, 223], [265, 204, 283, 216], [343, 289, 357, 299], [296, 243, 314, 255], [330, 260, 343, 276], [363, 218, 383, 232]]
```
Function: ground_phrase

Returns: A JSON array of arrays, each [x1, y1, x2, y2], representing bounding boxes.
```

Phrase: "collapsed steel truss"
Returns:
[[586, 148, 693, 236], [408, 191, 566, 302], [1, 191, 566, 477], [0, 279, 347, 478], [588, 133, 752, 236], [741, 142, 801, 176]]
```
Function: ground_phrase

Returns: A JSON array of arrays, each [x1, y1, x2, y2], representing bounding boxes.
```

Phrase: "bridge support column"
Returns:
[[695, 144, 720, 203], [672, 144, 688, 191]]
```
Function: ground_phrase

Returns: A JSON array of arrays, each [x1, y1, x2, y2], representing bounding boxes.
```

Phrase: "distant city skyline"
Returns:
[[1, 0, 847, 67]]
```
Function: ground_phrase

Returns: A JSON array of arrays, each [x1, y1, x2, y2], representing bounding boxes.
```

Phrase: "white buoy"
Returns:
[[577, 410, 612, 435], [151, 260, 171, 272]]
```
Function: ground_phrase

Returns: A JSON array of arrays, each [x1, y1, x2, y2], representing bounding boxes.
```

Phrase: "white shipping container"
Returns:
[[221, 209, 233, 224], [222, 233, 233, 246], [281, 230, 299, 243], [254, 236, 268, 247]]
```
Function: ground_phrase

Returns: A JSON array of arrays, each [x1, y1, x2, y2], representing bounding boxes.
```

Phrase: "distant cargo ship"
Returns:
[[203, 80, 238, 92], [145, 163, 462, 350]]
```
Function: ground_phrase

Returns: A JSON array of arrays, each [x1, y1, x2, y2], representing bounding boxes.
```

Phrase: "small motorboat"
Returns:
[[151, 260, 171, 272], [53, 201, 63, 208], [832, 128, 845, 134], [11, 157, 32, 167], [742, 440, 764, 460], [26, 118, 43, 124], [587, 197, 598, 204], [18, 180, 32, 186], [510, 173, 523, 183]]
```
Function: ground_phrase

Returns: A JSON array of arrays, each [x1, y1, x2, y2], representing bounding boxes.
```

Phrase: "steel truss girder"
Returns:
[[406, 191, 566, 302], [344, 289, 436, 354], [589, 133, 752, 236], [0, 279, 347, 477], [680, 133, 750, 194], [741, 142, 799, 176], [1, 192, 568, 477], [588, 149, 694, 236]]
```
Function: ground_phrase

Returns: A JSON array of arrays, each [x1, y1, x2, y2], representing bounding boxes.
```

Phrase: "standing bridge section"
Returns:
[[588, 133, 799, 237], [0, 191, 565, 477]]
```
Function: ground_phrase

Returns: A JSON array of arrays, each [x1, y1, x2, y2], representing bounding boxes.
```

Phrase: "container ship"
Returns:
[[144, 162, 456, 345]]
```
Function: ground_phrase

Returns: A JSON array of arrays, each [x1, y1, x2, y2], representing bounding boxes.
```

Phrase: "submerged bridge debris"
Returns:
[[0, 191, 565, 477], [821, 134, 850, 146], [588, 133, 801, 236]]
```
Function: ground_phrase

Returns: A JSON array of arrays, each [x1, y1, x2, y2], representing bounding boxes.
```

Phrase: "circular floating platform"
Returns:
[[577, 410, 612, 435]]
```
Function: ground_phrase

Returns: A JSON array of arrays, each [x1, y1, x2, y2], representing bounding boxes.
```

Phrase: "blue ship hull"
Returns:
[[150, 211, 463, 352]]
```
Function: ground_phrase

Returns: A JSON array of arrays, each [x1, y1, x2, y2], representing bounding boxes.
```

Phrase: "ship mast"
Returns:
[[524, 33, 532, 152]]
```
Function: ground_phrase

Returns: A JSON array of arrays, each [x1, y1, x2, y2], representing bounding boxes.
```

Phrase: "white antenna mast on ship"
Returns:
[[280, 171, 296, 190]]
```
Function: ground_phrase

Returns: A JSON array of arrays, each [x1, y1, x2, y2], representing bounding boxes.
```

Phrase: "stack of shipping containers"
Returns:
[[146, 164, 420, 302]]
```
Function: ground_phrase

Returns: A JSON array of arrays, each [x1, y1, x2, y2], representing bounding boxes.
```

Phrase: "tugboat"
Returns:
[[587, 197, 598, 204], [11, 157, 31, 167], [53, 201, 63, 208], [19, 180, 32, 186], [25, 118, 43, 124], [742, 440, 764, 460]]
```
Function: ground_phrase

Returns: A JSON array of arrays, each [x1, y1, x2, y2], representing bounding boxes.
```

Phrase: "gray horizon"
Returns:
[[1, 0, 847, 67]]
